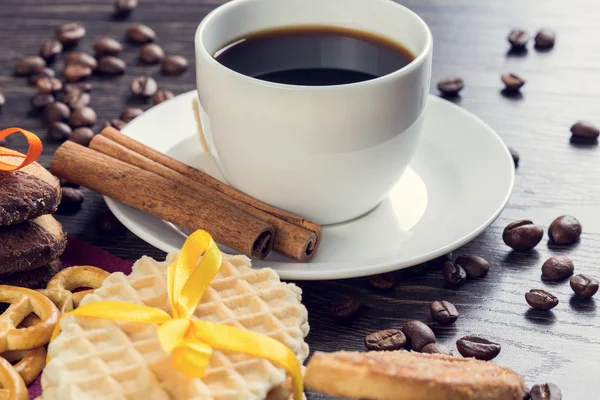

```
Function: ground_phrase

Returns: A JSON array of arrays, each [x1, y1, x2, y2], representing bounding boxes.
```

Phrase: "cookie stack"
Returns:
[[0, 145, 66, 288]]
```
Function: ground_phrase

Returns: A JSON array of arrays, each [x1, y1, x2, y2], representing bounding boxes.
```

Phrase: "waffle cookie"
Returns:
[[0, 215, 67, 275], [0, 259, 62, 289], [41, 252, 310, 400], [0, 147, 61, 226], [305, 350, 526, 400]]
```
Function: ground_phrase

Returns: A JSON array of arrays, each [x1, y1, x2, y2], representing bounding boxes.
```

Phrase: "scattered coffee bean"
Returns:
[[455, 254, 490, 278], [97, 56, 127, 75], [97, 210, 126, 234], [525, 289, 559, 311], [36, 76, 62, 94], [534, 30, 556, 50], [0, 91, 5, 108], [69, 107, 97, 128], [127, 24, 156, 44], [130, 76, 157, 97], [63, 64, 92, 82], [428, 252, 453, 267], [114, 0, 138, 17], [63, 90, 91, 110], [502, 220, 544, 251], [44, 102, 70, 124], [508, 29, 529, 49], [367, 273, 397, 290], [364, 329, 406, 351], [93, 37, 123, 57], [104, 119, 127, 130], [330, 298, 361, 321], [530, 383, 562, 400], [509, 147, 519, 168], [15, 56, 46, 76], [140, 43, 165, 64], [162, 55, 189, 75], [65, 82, 93, 93], [548, 215, 582, 245], [570, 121, 599, 144], [430, 300, 459, 325], [152, 88, 174, 105], [47, 121, 72, 142], [39, 39, 62, 62], [442, 261, 467, 286], [31, 93, 55, 109], [56, 22, 86, 45], [456, 336, 501, 361], [570, 274, 599, 298], [541, 256, 574, 281], [68, 127, 95, 147], [29, 67, 56, 85], [119, 107, 143, 122], [64, 52, 98, 70], [59, 187, 84, 211], [407, 262, 429, 276], [421, 343, 452, 355], [501, 73, 525, 92], [437, 76, 463, 97], [401, 320, 436, 351]]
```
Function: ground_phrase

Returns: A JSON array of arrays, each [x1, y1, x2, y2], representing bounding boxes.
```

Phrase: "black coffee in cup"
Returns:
[[214, 25, 415, 86]]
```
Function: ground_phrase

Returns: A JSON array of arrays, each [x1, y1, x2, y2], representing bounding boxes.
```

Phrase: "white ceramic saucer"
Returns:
[[106, 91, 514, 280]]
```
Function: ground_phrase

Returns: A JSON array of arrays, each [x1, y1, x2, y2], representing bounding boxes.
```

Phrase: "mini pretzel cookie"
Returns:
[[45, 266, 110, 308], [0, 357, 27, 400], [2, 315, 47, 385], [0, 285, 59, 353]]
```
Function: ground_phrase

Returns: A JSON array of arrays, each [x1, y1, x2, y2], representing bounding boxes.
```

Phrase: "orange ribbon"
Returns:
[[0, 127, 43, 171]]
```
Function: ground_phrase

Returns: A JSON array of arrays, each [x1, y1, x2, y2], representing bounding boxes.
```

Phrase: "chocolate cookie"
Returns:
[[0, 215, 67, 275], [0, 259, 62, 289], [0, 147, 61, 226]]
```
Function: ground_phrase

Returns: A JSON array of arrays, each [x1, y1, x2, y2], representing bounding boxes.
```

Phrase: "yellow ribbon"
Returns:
[[50, 230, 303, 399]]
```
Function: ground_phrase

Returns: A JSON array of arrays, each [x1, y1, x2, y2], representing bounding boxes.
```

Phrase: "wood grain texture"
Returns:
[[1, 0, 599, 398]]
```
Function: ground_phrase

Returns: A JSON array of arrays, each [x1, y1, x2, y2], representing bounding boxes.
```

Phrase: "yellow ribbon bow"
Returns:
[[50, 230, 303, 399]]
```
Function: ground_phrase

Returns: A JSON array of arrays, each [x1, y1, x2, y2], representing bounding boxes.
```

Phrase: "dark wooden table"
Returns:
[[1, 0, 599, 398]]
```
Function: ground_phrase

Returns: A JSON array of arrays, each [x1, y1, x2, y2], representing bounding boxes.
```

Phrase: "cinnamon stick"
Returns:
[[100, 127, 323, 245], [89, 134, 318, 262], [51, 141, 274, 259]]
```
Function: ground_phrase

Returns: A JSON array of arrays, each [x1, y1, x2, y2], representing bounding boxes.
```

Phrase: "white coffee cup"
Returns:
[[195, 0, 432, 225]]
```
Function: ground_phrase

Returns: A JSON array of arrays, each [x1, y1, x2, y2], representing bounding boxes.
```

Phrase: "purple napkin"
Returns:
[[28, 237, 134, 399]]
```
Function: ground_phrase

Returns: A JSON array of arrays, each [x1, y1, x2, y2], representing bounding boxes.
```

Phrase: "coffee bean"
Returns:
[[97, 56, 126, 75], [509, 147, 519, 168], [534, 30, 556, 50], [36, 76, 62, 94], [162, 55, 188, 75], [430, 300, 459, 325], [15, 56, 46, 76], [442, 261, 467, 286], [104, 119, 127, 130], [501, 73, 525, 92], [68, 127, 95, 147], [127, 24, 156, 44], [570, 121, 599, 144], [456, 336, 501, 361], [64, 52, 98, 70], [364, 329, 406, 351], [63, 90, 91, 110], [39, 39, 62, 62], [69, 107, 97, 128], [525, 289, 559, 311], [570, 274, 599, 298], [421, 343, 452, 355], [59, 187, 84, 211], [63, 64, 92, 82], [0, 91, 5, 108], [44, 102, 70, 124], [130, 76, 157, 97], [407, 262, 429, 276], [93, 38, 123, 57], [114, 0, 138, 17], [428, 252, 453, 267], [31, 93, 55, 109], [508, 29, 529, 49], [401, 320, 436, 351], [152, 88, 174, 105], [56, 22, 86, 45], [541, 256, 574, 281], [530, 383, 562, 400], [64, 82, 93, 93], [548, 215, 582, 245], [330, 298, 361, 321], [367, 273, 397, 290], [97, 210, 126, 234], [502, 220, 544, 251], [119, 107, 143, 122], [140, 43, 165, 64], [29, 67, 56, 85], [47, 121, 72, 142], [455, 254, 489, 278], [437, 76, 463, 97]]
